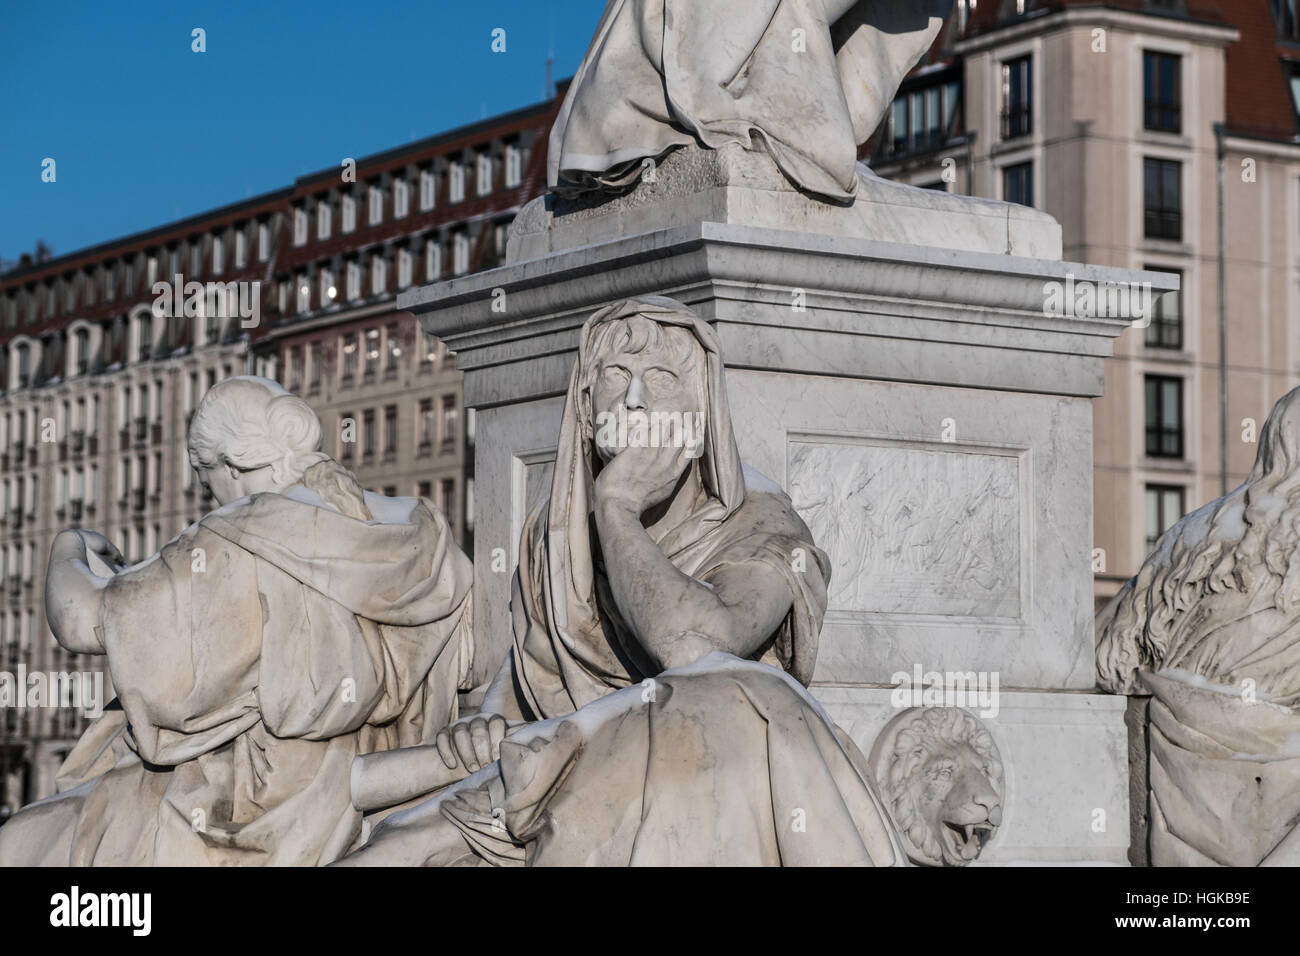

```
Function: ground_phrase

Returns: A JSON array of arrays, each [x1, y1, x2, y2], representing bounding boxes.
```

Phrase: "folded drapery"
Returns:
[[0, 489, 473, 867]]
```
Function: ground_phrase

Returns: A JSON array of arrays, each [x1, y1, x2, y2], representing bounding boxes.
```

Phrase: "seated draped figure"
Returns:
[[338, 295, 906, 867], [1097, 384, 1300, 866], [0, 376, 474, 866], [549, 0, 952, 201]]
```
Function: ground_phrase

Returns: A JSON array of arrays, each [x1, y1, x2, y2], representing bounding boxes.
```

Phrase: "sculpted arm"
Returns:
[[594, 495, 793, 672], [45, 530, 124, 655]]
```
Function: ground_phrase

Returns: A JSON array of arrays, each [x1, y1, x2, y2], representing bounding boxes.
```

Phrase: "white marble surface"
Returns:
[[817, 686, 1131, 865], [516, 144, 1061, 261]]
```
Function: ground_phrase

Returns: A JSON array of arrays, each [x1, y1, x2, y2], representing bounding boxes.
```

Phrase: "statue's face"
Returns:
[[590, 335, 705, 463]]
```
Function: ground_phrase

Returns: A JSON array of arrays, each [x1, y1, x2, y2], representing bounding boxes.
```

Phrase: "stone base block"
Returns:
[[814, 686, 1131, 865]]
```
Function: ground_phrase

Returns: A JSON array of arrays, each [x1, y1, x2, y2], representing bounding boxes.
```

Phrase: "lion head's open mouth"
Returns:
[[941, 820, 994, 862]]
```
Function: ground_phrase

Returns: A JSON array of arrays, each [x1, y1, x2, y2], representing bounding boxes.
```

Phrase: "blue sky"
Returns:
[[0, 0, 607, 263]]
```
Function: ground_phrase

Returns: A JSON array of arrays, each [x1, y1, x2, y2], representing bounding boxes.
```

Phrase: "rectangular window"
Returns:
[[398, 248, 413, 288], [1001, 55, 1033, 139], [1144, 484, 1185, 553], [293, 206, 308, 246], [1144, 374, 1184, 458], [419, 168, 436, 210], [319, 267, 335, 306], [104, 264, 116, 302], [394, 178, 409, 218], [73, 329, 90, 376], [258, 221, 271, 262], [341, 194, 357, 233], [419, 398, 434, 447], [439, 478, 455, 521], [371, 254, 387, 294], [1143, 51, 1181, 133], [364, 328, 380, 378], [168, 247, 180, 278], [287, 347, 304, 391], [368, 184, 383, 226], [317, 201, 332, 240], [235, 228, 248, 268], [342, 334, 357, 381], [309, 341, 322, 390], [1144, 158, 1182, 241], [190, 242, 202, 277], [385, 322, 401, 368], [453, 232, 470, 275], [505, 144, 522, 187], [890, 97, 908, 155], [362, 409, 376, 457], [449, 161, 465, 202], [1276, 0, 1300, 42], [384, 405, 397, 454], [212, 234, 225, 273], [476, 152, 493, 196], [1144, 266, 1183, 349], [441, 395, 457, 448], [296, 274, 310, 314], [425, 239, 441, 282], [1003, 162, 1033, 206], [346, 260, 361, 300]]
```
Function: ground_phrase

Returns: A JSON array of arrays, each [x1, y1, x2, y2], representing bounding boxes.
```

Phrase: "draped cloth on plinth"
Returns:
[[0, 488, 473, 867], [1138, 670, 1300, 867], [549, 0, 953, 200]]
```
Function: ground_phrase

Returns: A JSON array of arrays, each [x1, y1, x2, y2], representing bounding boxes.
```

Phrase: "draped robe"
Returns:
[[0, 486, 473, 866], [549, 0, 953, 200]]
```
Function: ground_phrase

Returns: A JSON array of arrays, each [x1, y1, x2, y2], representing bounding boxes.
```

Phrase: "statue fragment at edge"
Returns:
[[339, 297, 907, 866], [0, 377, 474, 866], [1096, 385, 1300, 866], [549, 0, 954, 201]]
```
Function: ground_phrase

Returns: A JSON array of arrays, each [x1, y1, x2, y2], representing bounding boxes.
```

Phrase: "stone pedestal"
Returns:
[[399, 146, 1174, 865]]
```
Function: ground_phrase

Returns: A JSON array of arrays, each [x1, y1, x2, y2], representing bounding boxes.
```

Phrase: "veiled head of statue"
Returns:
[[581, 308, 708, 464]]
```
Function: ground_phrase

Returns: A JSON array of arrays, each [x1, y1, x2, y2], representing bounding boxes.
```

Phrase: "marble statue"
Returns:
[[868, 707, 1003, 866], [0, 376, 474, 866], [549, 0, 953, 202], [1096, 385, 1300, 866], [338, 296, 907, 866]]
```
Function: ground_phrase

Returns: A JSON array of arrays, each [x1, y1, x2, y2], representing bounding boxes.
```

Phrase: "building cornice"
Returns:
[[953, 6, 1239, 56], [1221, 131, 1300, 158]]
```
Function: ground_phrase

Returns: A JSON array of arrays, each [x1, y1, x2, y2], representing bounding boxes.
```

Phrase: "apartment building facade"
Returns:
[[0, 94, 559, 815], [871, 0, 1300, 609]]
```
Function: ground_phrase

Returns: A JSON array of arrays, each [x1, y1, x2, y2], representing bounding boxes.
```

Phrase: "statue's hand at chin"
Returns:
[[595, 440, 690, 516]]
